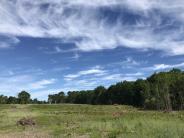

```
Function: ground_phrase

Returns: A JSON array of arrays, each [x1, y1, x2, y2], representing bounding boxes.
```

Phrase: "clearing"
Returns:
[[0, 104, 183, 138]]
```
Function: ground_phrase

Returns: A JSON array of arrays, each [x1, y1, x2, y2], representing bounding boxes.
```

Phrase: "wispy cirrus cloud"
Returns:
[[0, 76, 57, 96], [64, 66, 106, 81], [107, 57, 141, 69], [62, 71, 144, 95], [63, 64, 145, 92], [121, 57, 140, 68], [0, 0, 184, 55], [141, 62, 184, 72], [101, 74, 137, 81], [152, 62, 184, 71], [0, 35, 19, 49], [29, 79, 56, 90]]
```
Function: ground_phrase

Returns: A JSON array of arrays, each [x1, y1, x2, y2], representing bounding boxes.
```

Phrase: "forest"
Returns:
[[1, 68, 184, 111]]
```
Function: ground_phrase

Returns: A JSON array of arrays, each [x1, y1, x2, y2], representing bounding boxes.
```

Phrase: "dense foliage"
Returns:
[[48, 69, 184, 110], [0, 91, 47, 104], [0, 69, 184, 110]]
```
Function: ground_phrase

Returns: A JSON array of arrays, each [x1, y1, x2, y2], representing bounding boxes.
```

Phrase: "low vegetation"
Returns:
[[0, 104, 183, 138]]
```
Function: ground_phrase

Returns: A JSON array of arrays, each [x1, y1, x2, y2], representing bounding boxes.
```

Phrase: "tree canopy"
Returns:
[[48, 68, 184, 111]]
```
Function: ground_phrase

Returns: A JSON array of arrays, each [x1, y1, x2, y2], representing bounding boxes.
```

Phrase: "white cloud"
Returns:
[[143, 62, 184, 71], [64, 64, 145, 92], [71, 53, 80, 60], [29, 79, 56, 89], [153, 64, 171, 70], [64, 66, 106, 80], [101, 72, 143, 81], [0, 0, 184, 55], [108, 57, 140, 69], [153, 62, 184, 70], [64, 79, 97, 90], [61, 71, 145, 96], [122, 57, 140, 67], [31, 88, 65, 100], [101, 74, 124, 81], [0, 35, 20, 49], [125, 72, 143, 76], [9, 69, 144, 100], [0, 74, 56, 96], [0, 75, 33, 95]]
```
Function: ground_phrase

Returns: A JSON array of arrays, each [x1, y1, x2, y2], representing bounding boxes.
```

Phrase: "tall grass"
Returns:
[[0, 104, 183, 138]]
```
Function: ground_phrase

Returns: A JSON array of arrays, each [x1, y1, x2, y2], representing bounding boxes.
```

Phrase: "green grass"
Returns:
[[0, 104, 184, 138]]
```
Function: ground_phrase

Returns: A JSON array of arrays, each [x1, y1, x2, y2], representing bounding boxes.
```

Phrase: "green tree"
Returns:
[[66, 91, 78, 103], [57, 92, 65, 103], [92, 86, 107, 104], [0, 95, 8, 104], [18, 91, 31, 104], [7, 96, 18, 104], [48, 94, 57, 104], [133, 79, 149, 107], [170, 76, 184, 110]]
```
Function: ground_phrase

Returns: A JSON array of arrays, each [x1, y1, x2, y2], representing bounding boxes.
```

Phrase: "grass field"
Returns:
[[0, 104, 184, 138]]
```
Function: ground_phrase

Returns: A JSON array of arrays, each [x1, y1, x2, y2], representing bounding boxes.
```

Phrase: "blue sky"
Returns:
[[1, 0, 184, 100]]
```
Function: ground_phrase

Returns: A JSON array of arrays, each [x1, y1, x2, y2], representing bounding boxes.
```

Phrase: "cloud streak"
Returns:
[[63, 65, 144, 93], [0, 73, 56, 96], [0, 35, 19, 49], [0, 0, 184, 55], [153, 62, 184, 70], [64, 66, 106, 81]]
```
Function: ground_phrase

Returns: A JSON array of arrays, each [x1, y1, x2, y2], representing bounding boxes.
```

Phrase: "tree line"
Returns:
[[0, 69, 184, 110], [0, 91, 47, 104], [48, 68, 184, 111]]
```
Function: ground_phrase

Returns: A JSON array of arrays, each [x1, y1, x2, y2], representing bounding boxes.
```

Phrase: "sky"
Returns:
[[1, 0, 184, 100]]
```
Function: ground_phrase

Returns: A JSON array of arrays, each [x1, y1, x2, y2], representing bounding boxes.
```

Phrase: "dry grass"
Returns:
[[0, 104, 183, 138]]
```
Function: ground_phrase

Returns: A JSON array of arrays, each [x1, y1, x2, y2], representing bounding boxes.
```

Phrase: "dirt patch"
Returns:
[[112, 112, 124, 118], [17, 117, 36, 126]]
